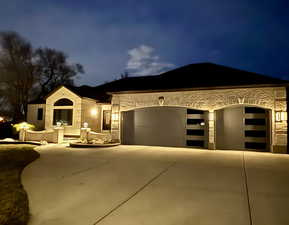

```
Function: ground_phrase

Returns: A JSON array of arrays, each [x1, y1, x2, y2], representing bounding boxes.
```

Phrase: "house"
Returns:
[[27, 63, 289, 153]]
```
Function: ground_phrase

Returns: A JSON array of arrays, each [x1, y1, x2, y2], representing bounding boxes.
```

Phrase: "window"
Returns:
[[53, 109, 73, 125], [187, 109, 204, 114], [245, 119, 266, 125], [102, 110, 111, 130], [245, 107, 266, 114], [54, 98, 73, 106], [187, 119, 204, 125], [37, 108, 43, 120], [187, 129, 204, 136]]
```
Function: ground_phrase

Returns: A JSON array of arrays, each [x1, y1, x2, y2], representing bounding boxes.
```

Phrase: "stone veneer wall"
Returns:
[[27, 103, 46, 130], [81, 98, 101, 132], [111, 86, 287, 153], [45, 87, 82, 135]]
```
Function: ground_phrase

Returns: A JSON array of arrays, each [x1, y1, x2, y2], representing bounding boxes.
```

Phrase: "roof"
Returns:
[[104, 63, 289, 93], [28, 98, 46, 104], [64, 85, 111, 103], [29, 63, 289, 104]]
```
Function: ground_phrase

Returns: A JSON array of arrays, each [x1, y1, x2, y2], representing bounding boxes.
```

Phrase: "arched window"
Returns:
[[54, 98, 73, 106], [53, 98, 73, 125]]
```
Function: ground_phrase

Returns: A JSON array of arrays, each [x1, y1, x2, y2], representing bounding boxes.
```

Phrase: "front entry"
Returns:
[[216, 106, 270, 152]]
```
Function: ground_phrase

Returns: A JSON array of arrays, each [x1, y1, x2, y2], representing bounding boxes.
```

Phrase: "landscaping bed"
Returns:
[[69, 142, 120, 148], [0, 145, 40, 225]]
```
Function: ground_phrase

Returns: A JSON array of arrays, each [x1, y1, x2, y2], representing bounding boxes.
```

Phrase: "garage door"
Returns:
[[121, 107, 208, 148], [216, 106, 270, 152], [121, 107, 186, 147]]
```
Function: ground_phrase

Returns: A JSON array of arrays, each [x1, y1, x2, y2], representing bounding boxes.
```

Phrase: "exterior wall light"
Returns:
[[112, 113, 119, 121], [158, 96, 165, 106], [275, 111, 287, 122], [91, 109, 97, 116]]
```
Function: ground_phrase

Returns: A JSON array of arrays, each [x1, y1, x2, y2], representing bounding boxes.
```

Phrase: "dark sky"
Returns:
[[1, 0, 289, 85]]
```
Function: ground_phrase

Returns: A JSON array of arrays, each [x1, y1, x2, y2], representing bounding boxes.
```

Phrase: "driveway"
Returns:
[[22, 145, 289, 225]]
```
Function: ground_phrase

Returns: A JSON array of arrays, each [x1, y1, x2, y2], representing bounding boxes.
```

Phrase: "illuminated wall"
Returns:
[[112, 86, 287, 153], [45, 86, 82, 135]]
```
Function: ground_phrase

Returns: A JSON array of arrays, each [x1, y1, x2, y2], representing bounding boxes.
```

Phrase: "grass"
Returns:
[[0, 145, 40, 225]]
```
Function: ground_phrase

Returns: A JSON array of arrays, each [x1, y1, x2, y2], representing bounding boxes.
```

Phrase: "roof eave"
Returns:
[[108, 83, 289, 95]]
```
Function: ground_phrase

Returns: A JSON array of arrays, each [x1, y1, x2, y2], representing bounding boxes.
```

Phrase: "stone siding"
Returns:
[[45, 87, 82, 135], [112, 86, 287, 152], [81, 98, 101, 132], [27, 104, 46, 130]]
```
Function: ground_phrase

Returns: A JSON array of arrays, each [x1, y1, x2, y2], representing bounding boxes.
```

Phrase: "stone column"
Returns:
[[80, 127, 90, 143], [111, 103, 120, 143], [272, 88, 287, 153], [19, 128, 26, 142], [53, 127, 64, 143], [208, 110, 216, 150]]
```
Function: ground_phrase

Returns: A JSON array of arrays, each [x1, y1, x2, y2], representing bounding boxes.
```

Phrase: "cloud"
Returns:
[[126, 45, 174, 76]]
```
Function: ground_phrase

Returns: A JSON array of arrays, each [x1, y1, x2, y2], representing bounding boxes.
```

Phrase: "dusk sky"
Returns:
[[1, 0, 289, 86]]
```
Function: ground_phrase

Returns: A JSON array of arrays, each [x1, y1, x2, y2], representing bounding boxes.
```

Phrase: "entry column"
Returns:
[[111, 104, 120, 142], [208, 110, 216, 149]]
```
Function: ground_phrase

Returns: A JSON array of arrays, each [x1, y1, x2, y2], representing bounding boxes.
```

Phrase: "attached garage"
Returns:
[[109, 63, 288, 153], [121, 106, 208, 148]]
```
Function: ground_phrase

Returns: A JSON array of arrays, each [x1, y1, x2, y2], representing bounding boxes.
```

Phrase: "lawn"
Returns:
[[0, 145, 39, 225]]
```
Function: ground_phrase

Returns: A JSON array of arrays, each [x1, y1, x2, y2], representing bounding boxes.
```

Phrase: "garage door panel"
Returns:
[[216, 106, 270, 152], [121, 107, 186, 147]]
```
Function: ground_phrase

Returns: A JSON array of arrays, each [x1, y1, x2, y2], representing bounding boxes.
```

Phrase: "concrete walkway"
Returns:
[[22, 145, 289, 225]]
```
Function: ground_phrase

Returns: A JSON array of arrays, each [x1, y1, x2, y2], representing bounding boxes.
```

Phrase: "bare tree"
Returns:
[[0, 31, 84, 121], [35, 48, 84, 98], [0, 31, 36, 121], [120, 71, 129, 79]]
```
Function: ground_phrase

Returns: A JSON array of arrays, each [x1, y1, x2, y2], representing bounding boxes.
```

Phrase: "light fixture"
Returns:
[[91, 109, 97, 116], [281, 112, 287, 121], [276, 111, 287, 122], [83, 122, 88, 128], [112, 113, 119, 121], [158, 96, 165, 106], [0, 116, 4, 122]]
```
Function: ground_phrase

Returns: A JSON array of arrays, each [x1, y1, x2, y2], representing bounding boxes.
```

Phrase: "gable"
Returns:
[[46, 86, 82, 106]]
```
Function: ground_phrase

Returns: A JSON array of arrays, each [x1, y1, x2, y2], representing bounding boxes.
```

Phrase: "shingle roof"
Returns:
[[29, 63, 289, 104], [28, 98, 46, 104], [99, 63, 288, 93]]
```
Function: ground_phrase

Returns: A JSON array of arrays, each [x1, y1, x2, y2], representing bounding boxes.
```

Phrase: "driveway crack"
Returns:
[[242, 152, 253, 225], [61, 161, 110, 179], [92, 161, 177, 225]]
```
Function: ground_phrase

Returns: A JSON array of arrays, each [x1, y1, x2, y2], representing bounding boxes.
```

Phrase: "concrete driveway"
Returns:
[[22, 145, 289, 225]]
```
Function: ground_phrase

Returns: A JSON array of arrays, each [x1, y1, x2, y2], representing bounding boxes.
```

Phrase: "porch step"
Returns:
[[64, 134, 80, 138], [63, 135, 80, 143]]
